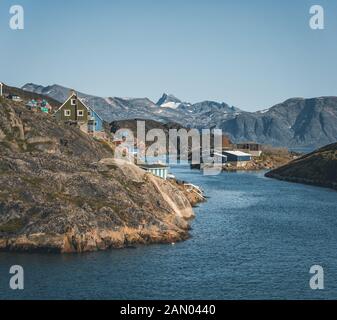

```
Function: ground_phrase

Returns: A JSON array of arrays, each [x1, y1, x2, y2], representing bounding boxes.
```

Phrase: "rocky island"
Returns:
[[0, 96, 203, 253], [266, 143, 337, 190]]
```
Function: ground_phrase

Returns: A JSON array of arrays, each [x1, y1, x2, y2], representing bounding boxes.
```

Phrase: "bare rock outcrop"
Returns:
[[0, 100, 200, 253], [266, 143, 337, 190]]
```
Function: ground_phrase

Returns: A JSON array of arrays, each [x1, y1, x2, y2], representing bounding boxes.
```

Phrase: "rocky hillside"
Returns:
[[0, 97, 199, 253], [3, 84, 61, 110], [22, 83, 337, 149], [266, 143, 337, 190]]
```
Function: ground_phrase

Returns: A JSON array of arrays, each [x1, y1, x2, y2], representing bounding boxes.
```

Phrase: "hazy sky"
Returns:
[[1, 0, 337, 111]]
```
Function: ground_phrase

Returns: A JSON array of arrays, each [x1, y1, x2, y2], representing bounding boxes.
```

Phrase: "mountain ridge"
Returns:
[[22, 83, 337, 149]]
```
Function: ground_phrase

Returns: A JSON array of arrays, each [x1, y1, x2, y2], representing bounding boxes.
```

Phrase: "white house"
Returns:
[[222, 150, 252, 167], [139, 163, 169, 180], [8, 95, 22, 102]]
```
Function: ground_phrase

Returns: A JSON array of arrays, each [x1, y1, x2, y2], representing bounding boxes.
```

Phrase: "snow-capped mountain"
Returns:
[[156, 93, 184, 109]]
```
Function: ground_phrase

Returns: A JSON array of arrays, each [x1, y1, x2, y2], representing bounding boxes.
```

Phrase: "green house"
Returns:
[[40, 107, 50, 113], [55, 91, 90, 123]]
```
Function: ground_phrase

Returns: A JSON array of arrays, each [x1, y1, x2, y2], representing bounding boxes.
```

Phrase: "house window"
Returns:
[[64, 109, 71, 117], [77, 110, 84, 117], [71, 99, 76, 106], [88, 111, 91, 116]]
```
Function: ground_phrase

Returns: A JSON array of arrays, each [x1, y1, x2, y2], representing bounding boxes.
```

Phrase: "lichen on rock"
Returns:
[[0, 100, 202, 253]]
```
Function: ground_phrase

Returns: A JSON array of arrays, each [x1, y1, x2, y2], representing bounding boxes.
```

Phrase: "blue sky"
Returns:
[[1, 0, 337, 111]]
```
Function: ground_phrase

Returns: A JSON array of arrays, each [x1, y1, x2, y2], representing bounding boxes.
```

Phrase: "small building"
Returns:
[[87, 107, 104, 133], [26, 99, 38, 110], [213, 152, 228, 164], [7, 95, 22, 102], [54, 91, 103, 134], [112, 138, 124, 146], [40, 99, 52, 113], [26, 99, 52, 113], [236, 143, 262, 157], [139, 163, 169, 180], [200, 149, 227, 164], [129, 146, 139, 157], [40, 106, 50, 113], [222, 150, 252, 167]]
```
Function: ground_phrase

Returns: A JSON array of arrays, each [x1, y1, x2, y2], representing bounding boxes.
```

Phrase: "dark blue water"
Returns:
[[0, 166, 337, 300]]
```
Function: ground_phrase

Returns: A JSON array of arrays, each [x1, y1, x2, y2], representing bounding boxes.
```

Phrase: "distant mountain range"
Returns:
[[22, 83, 337, 149]]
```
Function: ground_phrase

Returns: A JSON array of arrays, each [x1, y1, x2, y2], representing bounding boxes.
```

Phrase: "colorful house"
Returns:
[[26, 99, 38, 110], [26, 99, 52, 113], [87, 106, 104, 133], [54, 91, 103, 134], [39, 99, 52, 113]]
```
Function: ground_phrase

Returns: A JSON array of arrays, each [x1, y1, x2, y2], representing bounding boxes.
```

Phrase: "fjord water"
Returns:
[[0, 166, 337, 300]]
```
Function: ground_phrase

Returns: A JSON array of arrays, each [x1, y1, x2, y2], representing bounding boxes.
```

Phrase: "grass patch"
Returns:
[[0, 161, 9, 173], [99, 140, 115, 153], [48, 192, 121, 213], [0, 218, 24, 233], [21, 176, 45, 187]]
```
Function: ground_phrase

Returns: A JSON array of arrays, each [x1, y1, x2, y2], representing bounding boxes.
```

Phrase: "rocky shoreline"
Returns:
[[0, 156, 204, 253], [0, 99, 204, 253], [191, 147, 296, 172], [265, 172, 337, 191], [265, 143, 337, 191]]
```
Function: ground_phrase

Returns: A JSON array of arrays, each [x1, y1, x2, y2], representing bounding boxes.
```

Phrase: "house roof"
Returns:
[[79, 98, 104, 122], [54, 93, 104, 122], [213, 152, 228, 158], [54, 93, 77, 113], [223, 150, 252, 157]]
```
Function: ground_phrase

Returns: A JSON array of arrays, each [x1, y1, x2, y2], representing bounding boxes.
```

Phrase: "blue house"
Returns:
[[87, 105, 104, 133], [55, 91, 104, 136]]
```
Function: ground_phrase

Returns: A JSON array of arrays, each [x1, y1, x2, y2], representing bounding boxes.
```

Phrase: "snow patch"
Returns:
[[161, 102, 181, 109], [258, 108, 270, 114]]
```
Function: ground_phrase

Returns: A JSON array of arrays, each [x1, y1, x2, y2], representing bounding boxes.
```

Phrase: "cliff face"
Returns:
[[0, 98, 196, 253], [265, 143, 337, 190]]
